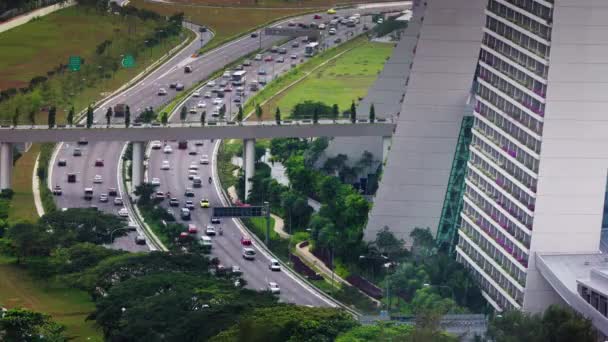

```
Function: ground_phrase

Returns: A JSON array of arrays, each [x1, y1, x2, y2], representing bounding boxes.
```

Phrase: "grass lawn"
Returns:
[[265, 39, 394, 118], [0, 258, 102, 341], [0, 6, 166, 90], [7, 144, 40, 223]]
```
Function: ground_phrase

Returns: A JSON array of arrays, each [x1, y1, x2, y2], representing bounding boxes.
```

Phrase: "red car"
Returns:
[[188, 224, 198, 234], [240, 235, 252, 246], [313, 14, 322, 20], [179, 232, 190, 240], [95, 159, 104, 167], [264, 55, 273, 62]]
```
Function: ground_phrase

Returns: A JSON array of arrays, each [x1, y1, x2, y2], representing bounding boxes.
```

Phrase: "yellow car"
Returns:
[[200, 199, 210, 208], [327, 8, 336, 15]]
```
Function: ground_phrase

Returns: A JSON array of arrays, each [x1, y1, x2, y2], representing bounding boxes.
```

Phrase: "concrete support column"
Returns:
[[382, 136, 392, 163], [244, 138, 255, 202], [131, 141, 145, 192], [0, 143, 13, 190]]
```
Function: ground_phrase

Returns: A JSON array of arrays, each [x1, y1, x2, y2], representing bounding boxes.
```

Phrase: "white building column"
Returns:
[[0, 143, 13, 190], [131, 141, 145, 192], [244, 138, 255, 201], [382, 136, 392, 163]]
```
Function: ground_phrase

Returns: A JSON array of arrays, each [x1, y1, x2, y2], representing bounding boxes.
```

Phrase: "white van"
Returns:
[[199, 236, 212, 248]]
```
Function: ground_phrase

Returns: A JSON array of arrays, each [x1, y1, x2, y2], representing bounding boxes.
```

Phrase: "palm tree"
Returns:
[[275, 107, 281, 125], [255, 103, 263, 122], [350, 100, 356, 123]]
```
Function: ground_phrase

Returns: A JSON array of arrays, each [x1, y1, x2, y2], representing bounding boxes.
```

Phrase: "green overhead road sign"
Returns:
[[212, 206, 265, 218], [121, 54, 135, 68], [68, 56, 81, 71]]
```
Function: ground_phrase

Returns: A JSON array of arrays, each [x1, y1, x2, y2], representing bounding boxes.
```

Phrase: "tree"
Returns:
[[219, 104, 226, 119], [161, 112, 168, 126], [39, 208, 128, 246], [332, 103, 339, 122], [134, 183, 157, 206], [200, 110, 206, 125], [275, 107, 281, 125], [255, 103, 263, 121], [350, 100, 356, 123], [124, 105, 131, 128], [28, 109, 36, 126], [237, 105, 243, 123], [487, 305, 594, 342], [12, 108, 19, 127], [313, 106, 319, 124], [373, 226, 406, 261], [410, 227, 436, 261], [105, 106, 113, 127], [180, 105, 187, 123], [336, 322, 414, 342], [6, 222, 54, 263], [0, 308, 67, 342], [386, 262, 429, 302], [369, 103, 375, 123], [67, 106, 75, 126], [86, 105, 94, 128], [47, 106, 56, 128]]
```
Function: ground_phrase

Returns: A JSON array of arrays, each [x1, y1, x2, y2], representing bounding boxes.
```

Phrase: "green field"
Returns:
[[0, 6, 165, 90], [0, 258, 102, 341], [265, 40, 394, 117]]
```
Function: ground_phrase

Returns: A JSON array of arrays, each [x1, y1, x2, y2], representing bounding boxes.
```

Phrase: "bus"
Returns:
[[304, 42, 319, 57], [231, 70, 247, 86]]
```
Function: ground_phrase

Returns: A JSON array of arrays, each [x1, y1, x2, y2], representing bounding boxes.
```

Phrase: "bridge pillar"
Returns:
[[131, 141, 145, 192], [382, 136, 392, 163], [0, 143, 13, 190], [244, 138, 255, 202]]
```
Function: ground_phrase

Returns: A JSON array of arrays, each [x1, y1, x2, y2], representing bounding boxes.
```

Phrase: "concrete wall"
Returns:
[[364, 0, 486, 246], [523, 0, 608, 313]]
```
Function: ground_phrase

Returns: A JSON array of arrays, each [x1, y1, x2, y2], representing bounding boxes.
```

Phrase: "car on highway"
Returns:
[[197, 101, 206, 108], [108, 188, 118, 196], [291, 41, 299, 48], [269, 259, 281, 271], [78, 138, 88, 145], [192, 90, 201, 97], [184, 188, 195, 197], [188, 163, 199, 170], [257, 68, 266, 75], [179, 232, 189, 240], [270, 45, 279, 53], [161, 160, 170, 170], [205, 225, 216, 236], [199, 235, 212, 249], [185, 65, 193, 73], [158, 88, 167, 96], [114, 197, 123, 206], [243, 59, 252, 66], [185, 200, 195, 210], [334, 38, 342, 44], [211, 217, 221, 224], [204, 91, 212, 98], [189, 107, 197, 114], [327, 8, 336, 14], [267, 282, 280, 294], [212, 98, 223, 105], [192, 176, 202, 188], [231, 265, 242, 275], [318, 23, 326, 30], [180, 208, 191, 220], [290, 53, 298, 60], [278, 47, 287, 54], [200, 155, 210, 164], [222, 70, 232, 79], [151, 177, 161, 186], [95, 159, 104, 167], [57, 159, 67, 167], [188, 149, 198, 156], [264, 55, 273, 62], [188, 224, 198, 234], [155, 191, 165, 200], [250, 32, 258, 38], [240, 235, 252, 246], [163, 145, 173, 154], [242, 248, 256, 260], [277, 56, 284, 63], [118, 208, 129, 218], [151, 141, 162, 149], [207, 80, 216, 87], [188, 169, 198, 180], [169, 197, 179, 207], [99, 193, 108, 202], [67, 173, 77, 183], [200, 198, 210, 208], [52, 185, 62, 196], [287, 21, 295, 27], [135, 235, 146, 245], [233, 96, 241, 103], [175, 83, 185, 91], [73, 148, 82, 157], [93, 175, 103, 184], [329, 28, 336, 35]]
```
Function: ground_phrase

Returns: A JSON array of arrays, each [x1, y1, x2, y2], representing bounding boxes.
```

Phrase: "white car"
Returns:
[[189, 107, 198, 114], [207, 80, 216, 87], [161, 160, 170, 170], [269, 259, 281, 271], [158, 88, 167, 96], [188, 169, 198, 180], [205, 225, 216, 236], [151, 141, 162, 149], [204, 91, 212, 98], [290, 53, 297, 60], [195, 140, 204, 146], [192, 91, 201, 97], [93, 175, 103, 184], [163, 145, 173, 154], [222, 71, 231, 78], [212, 98, 223, 105], [197, 101, 206, 108], [200, 155, 210, 165], [188, 163, 199, 170], [254, 54, 262, 61], [118, 208, 129, 217], [267, 282, 280, 294], [151, 177, 161, 186]]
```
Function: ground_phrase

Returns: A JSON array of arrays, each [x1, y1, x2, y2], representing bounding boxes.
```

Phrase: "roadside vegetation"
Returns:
[[170, 0, 386, 7]]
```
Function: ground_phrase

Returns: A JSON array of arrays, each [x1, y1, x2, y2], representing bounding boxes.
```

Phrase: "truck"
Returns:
[[231, 70, 247, 86], [305, 42, 320, 57]]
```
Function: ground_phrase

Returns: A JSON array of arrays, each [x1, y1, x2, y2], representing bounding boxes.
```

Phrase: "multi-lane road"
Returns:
[[50, 4, 407, 305]]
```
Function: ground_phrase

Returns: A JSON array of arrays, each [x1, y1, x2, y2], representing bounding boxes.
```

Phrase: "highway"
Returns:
[[49, 3, 407, 305]]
